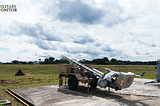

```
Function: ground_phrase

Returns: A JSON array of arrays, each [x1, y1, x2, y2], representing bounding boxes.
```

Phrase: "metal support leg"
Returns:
[[87, 79, 90, 94], [59, 75, 61, 88], [108, 87, 110, 91], [65, 77, 66, 86]]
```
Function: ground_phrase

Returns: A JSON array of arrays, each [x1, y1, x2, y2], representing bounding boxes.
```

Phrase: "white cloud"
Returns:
[[0, 0, 160, 62]]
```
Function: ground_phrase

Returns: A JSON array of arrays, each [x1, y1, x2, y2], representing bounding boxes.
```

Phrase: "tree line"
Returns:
[[36, 57, 156, 65], [1, 57, 156, 65], [79, 57, 156, 65]]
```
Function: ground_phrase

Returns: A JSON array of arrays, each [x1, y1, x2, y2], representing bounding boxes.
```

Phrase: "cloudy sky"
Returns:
[[0, 0, 160, 62]]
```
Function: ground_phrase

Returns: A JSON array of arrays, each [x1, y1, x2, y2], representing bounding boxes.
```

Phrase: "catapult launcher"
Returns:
[[59, 55, 145, 92]]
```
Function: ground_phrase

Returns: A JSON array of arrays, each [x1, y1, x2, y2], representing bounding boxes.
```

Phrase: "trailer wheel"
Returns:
[[68, 76, 78, 90], [89, 79, 97, 88]]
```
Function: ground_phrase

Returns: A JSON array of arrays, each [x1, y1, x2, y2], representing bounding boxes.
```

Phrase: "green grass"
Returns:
[[0, 64, 59, 106], [92, 65, 157, 79], [0, 64, 157, 105]]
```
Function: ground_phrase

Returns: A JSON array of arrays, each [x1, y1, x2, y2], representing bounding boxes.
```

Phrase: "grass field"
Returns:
[[0, 64, 157, 105]]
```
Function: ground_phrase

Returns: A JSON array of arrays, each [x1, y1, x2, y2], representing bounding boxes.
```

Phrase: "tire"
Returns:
[[89, 79, 98, 88], [68, 76, 78, 90]]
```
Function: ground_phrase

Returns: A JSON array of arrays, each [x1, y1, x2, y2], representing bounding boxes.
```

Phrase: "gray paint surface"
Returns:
[[14, 78, 160, 106]]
